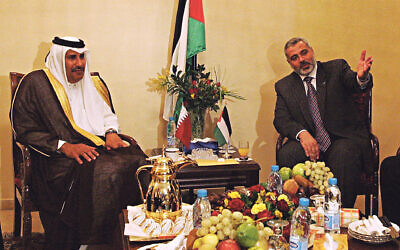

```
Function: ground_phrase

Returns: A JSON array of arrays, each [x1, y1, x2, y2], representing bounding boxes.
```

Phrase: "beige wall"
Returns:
[[1, 0, 400, 208]]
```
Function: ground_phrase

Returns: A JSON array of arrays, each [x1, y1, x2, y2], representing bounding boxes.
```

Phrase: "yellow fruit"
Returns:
[[202, 234, 219, 247], [264, 227, 274, 237], [253, 237, 269, 249], [243, 216, 254, 224], [193, 238, 203, 249], [248, 247, 263, 250], [198, 244, 217, 250]]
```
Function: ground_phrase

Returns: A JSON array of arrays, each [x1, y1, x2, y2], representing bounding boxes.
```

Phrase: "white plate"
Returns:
[[348, 220, 399, 244], [235, 157, 252, 162], [349, 220, 399, 234]]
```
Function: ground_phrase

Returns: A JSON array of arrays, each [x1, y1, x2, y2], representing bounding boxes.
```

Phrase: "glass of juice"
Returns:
[[238, 140, 249, 160]]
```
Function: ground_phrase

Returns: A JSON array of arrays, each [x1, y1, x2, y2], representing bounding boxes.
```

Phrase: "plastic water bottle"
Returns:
[[324, 177, 341, 233], [193, 189, 211, 229], [289, 198, 311, 250], [267, 165, 282, 194], [167, 116, 176, 148]]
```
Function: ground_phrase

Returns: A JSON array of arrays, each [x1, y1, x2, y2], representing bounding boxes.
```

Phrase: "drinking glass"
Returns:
[[238, 140, 249, 160], [310, 194, 325, 228], [267, 219, 288, 249]]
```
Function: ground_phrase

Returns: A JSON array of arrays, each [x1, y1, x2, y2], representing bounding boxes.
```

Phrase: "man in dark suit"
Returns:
[[273, 37, 373, 208]]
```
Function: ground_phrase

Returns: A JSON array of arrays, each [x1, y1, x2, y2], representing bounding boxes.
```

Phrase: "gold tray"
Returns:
[[126, 203, 192, 242], [129, 234, 176, 242]]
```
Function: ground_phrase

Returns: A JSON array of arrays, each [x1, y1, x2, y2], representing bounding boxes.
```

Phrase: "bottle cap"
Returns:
[[197, 189, 207, 198], [271, 165, 279, 172], [299, 197, 309, 207], [328, 178, 337, 185], [169, 117, 174, 121]]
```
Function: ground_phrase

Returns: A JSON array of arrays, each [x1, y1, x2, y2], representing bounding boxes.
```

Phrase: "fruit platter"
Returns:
[[186, 208, 278, 250], [281, 160, 335, 197], [186, 183, 299, 249], [185, 161, 337, 249]]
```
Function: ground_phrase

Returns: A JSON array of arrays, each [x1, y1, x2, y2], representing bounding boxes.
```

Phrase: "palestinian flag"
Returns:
[[187, 0, 206, 58], [174, 96, 192, 148], [214, 106, 232, 146], [163, 0, 206, 121]]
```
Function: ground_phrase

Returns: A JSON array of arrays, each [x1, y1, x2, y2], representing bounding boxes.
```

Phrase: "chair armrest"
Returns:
[[118, 134, 137, 146], [370, 133, 380, 172], [15, 142, 32, 184], [276, 134, 286, 163]]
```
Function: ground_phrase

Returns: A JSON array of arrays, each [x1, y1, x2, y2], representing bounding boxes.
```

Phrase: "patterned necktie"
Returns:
[[304, 76, 331, 152]]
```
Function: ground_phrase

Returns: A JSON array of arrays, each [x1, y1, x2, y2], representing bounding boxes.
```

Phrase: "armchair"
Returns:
[[276, 89, 379, 216], [10, 71, 137, 248]]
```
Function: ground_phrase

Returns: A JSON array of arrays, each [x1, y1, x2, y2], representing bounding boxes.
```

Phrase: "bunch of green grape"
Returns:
[[304, 161, 334, 194], [196, 209, 274, 241], [196, 209, 244, 240]]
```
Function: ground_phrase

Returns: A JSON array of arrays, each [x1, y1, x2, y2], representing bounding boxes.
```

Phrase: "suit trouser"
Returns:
[[277, 138, 362, 208], [380, 155, 400, 225]]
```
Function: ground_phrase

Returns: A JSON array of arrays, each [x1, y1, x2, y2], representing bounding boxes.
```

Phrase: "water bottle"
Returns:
[[167, 116, 176, 148], [193, 189, 211, 229], [324, 177, 341, 233], [289, 197, 311, 250], [267, 165, 282, 194]]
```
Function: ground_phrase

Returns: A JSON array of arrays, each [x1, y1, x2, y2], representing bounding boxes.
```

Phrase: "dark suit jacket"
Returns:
[[273, 59, 373, 173]]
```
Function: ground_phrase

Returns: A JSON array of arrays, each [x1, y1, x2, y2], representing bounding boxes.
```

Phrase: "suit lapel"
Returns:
[[316, 62, 327, 120], [291, 73, 315, 131]]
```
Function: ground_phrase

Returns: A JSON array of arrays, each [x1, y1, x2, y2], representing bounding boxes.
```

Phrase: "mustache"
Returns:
[[71, 66, 84, 72], [300, 61, 311, 67]]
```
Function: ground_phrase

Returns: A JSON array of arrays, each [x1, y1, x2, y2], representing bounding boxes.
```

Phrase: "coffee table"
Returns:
[[120, 209, 400, 250], [151, 148, 260, 203]]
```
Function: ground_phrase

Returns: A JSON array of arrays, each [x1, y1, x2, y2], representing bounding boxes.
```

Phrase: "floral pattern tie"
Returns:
[[304, 76, 331, 152]]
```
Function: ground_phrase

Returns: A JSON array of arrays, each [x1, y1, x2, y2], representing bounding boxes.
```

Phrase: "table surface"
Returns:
[[120, 209, 400, 250], [149, 148, 260, 204]]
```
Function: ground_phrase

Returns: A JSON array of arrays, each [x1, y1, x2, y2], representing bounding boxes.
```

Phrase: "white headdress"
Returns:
[[45, 36, 106, 135]]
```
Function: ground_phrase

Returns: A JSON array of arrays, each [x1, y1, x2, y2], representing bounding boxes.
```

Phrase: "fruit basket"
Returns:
[[189, 184, 298, 249], [187, 208, 282, 249]]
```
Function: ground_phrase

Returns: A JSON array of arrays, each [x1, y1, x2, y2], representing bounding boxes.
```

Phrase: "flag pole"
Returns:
[[192, 55, 197, 70], [224, 141, 230, 159]]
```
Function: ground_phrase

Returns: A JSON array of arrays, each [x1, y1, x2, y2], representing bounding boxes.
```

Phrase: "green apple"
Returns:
[[279, 167, 292, 181], [292, 163, 305, 177]]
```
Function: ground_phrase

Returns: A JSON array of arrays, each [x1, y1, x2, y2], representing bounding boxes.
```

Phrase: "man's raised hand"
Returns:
[[357, 50, 373, 81]]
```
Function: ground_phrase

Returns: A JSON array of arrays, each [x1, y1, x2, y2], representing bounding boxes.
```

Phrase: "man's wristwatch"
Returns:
[[105, 128, 118, 136]]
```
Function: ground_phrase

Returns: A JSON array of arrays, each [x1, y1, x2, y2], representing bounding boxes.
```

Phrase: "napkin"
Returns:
[[323, 233, 339, 250], [137, 233, 187, 250], [124, 222, 148, 237]]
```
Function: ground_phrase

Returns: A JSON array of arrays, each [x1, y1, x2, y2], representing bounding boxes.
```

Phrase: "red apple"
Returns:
[[217, 239, 241, 250]]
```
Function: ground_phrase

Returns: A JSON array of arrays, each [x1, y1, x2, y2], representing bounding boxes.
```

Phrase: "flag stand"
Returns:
[[223, 140, 231, 159]]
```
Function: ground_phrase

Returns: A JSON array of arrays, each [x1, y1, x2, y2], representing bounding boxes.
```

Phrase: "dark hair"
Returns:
[[284, 37, 312, 53]]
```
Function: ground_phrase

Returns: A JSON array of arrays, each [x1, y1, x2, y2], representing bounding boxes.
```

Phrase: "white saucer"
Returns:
[[219, 149, 236, 154], [235, 157, 252, 162]]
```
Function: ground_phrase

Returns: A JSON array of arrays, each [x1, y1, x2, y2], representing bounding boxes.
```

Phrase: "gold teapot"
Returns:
[[136, 152, 194, 222]]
